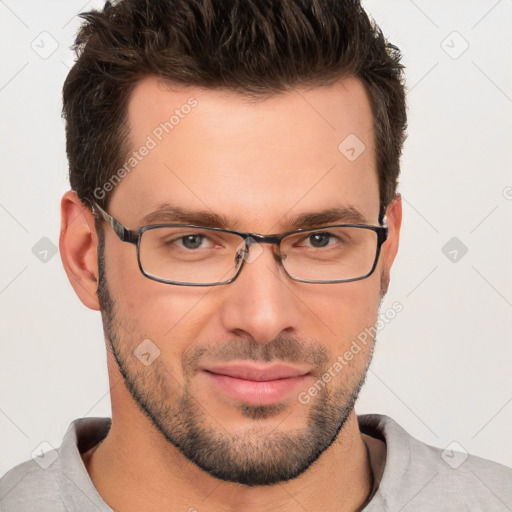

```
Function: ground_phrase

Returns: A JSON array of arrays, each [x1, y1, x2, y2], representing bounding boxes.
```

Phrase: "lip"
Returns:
[[204, 363, 310, 381], [201, 363, 311, 406]]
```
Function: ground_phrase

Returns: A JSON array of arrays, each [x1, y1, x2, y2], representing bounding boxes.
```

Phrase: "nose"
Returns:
[[218, 242, 302, 344]]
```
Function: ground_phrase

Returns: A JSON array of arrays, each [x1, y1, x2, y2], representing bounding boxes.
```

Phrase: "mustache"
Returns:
[[182, 335, 329, 370]]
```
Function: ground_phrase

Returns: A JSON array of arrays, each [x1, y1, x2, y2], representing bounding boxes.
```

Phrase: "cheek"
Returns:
[[305, 275, 381, 351], [104, 240, 212, 347]]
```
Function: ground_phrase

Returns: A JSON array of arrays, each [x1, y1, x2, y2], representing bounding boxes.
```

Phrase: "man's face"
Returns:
[[97, 76, 397, 486]]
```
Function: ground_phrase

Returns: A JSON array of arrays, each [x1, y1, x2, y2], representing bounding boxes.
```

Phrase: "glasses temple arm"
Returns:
[[91, 202, 136, 243]]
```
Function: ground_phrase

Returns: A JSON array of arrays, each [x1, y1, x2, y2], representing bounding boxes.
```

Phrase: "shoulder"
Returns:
[[0, 452, 65, 511], [0, 417, 112, 512], [359, 414, 512, 511]]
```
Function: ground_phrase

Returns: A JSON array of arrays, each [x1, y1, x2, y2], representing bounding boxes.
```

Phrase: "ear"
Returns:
[[380, 193, 402, 271], [59, 190, 100, 311]]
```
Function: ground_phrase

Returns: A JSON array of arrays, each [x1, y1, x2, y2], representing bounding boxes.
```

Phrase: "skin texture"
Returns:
[[60, 76, 401, 512]]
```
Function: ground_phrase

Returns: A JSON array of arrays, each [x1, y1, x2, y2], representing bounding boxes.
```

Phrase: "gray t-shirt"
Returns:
[[1, 414, 511, 511]]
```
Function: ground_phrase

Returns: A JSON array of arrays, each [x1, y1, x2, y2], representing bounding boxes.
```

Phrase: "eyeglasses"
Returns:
[[92, 202, 388, 286]]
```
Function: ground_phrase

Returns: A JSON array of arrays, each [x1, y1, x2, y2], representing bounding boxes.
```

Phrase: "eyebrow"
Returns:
[[142, 205, 232, 228], [141, 204, 369, 231], [286, 206, 368, 230]]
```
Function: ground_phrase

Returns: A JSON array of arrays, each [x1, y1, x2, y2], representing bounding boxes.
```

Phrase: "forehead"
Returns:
[[110, 75, 379, 230]]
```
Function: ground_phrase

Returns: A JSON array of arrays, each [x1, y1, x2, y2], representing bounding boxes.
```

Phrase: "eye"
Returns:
[[307, 232, 333, 248], [180, 234, 207, 250]]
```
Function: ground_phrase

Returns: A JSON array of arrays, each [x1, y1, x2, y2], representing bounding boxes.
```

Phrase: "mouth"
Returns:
[[201, 363, 312, 406]]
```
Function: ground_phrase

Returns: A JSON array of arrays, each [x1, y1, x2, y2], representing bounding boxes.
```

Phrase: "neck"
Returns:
[[83, 405, 375, 512]]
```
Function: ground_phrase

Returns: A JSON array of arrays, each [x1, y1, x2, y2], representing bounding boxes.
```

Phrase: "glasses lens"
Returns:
[[281, 226, 379, 282], [139, 226, 244, 285]]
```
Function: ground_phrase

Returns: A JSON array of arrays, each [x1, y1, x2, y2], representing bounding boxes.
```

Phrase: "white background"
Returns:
[[1, 0, 511, 478]]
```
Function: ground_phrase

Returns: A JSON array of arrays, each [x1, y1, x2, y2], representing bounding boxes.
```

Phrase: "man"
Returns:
[[1, 0, 510, 510]]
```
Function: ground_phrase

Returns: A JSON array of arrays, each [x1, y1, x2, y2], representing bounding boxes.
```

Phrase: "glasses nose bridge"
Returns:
[[241, 232, 285, 264]]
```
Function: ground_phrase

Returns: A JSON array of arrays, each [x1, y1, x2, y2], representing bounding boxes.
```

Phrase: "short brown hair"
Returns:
[[62, 0, 406, 216]]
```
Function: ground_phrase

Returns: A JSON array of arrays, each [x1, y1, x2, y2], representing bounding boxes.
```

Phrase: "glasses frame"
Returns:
[[92, 202, 388, 286]]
